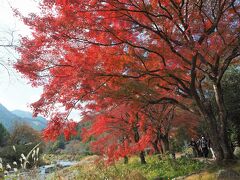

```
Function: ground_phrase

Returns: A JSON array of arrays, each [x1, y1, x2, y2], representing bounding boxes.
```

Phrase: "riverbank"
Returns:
[[44, 155, 206, 179], [4, 154, 240, 180], [45, 155, 240, 180]]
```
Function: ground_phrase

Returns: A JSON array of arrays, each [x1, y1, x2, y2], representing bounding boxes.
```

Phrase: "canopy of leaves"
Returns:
[[14, 0, 240, 160]]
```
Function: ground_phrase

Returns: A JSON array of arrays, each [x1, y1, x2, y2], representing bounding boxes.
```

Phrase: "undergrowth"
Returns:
[[75, 155, 206, 180]]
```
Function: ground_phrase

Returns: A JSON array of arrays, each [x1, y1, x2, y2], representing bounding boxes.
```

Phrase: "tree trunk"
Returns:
[[219, 128, 234, 159], [152, 139, 160, 154], [207, 122, 224, 161], [133, 116, 147, 164], [161, 134, 170, 153], [124, 156, 128, 164], [159, 144, 164, 154], [201, 101, 233, 161], [190, 53, 233, 162], [139, 151, 146, 164], [209, 118, 233, 161], [213, 83, 234, 160]]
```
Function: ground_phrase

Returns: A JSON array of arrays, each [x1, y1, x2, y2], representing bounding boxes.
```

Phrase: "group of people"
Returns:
[[189, 135, 214, 158]]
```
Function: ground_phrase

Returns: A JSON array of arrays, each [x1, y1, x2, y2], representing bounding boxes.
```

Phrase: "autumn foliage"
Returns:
[[15, 0, 240, 161]]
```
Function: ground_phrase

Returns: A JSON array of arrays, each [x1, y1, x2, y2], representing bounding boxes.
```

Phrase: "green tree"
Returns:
[[54, 135, 65, 150], [0, 123, 9, 146], [222, 67, 240, 146]]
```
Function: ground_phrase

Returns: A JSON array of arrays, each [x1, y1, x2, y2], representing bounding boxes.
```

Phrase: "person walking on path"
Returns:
[[199, 135, 209, 158]]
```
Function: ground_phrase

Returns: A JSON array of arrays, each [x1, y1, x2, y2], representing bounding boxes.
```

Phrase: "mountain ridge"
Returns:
[[0, 104, 47, 131]]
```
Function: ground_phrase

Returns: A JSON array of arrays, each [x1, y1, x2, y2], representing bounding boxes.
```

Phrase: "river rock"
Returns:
[[216, 169, 240, 180]]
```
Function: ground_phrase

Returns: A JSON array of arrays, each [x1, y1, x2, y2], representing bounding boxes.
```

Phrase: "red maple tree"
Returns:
[[82, 103, 152, 163], [15, 0, 240, 161]]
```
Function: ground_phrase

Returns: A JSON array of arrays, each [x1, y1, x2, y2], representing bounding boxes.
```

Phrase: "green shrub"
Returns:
[[183, 147, 194, 158]]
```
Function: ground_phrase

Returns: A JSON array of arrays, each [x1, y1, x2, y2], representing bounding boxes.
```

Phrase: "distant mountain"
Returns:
[[0, 104, 19, 131], [0, 104, 47, 131], [11, 110, 33, 119], [12, 110, 47, 131], [11, 110, 47, 123]]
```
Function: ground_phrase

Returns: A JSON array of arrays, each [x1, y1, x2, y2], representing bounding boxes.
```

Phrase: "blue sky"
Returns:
[[0, 0, 42, 111]]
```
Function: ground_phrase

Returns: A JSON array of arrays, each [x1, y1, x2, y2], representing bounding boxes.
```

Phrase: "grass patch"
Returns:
[[46, 156, 240, 180], [75, 155, 206, 180]]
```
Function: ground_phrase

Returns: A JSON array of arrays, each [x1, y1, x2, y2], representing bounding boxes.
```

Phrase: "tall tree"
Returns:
[[9, 123, 41, 145], [143, 104, 176, 154], [0, 123, 9, 146], [80, 79, 182, 161], [82, 104, 151, 163], [15, 0, 240, 161]]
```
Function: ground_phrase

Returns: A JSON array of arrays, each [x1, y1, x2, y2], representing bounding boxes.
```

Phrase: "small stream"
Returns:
[[39, 160, 78, 174], [15, 160, 78, 180]]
